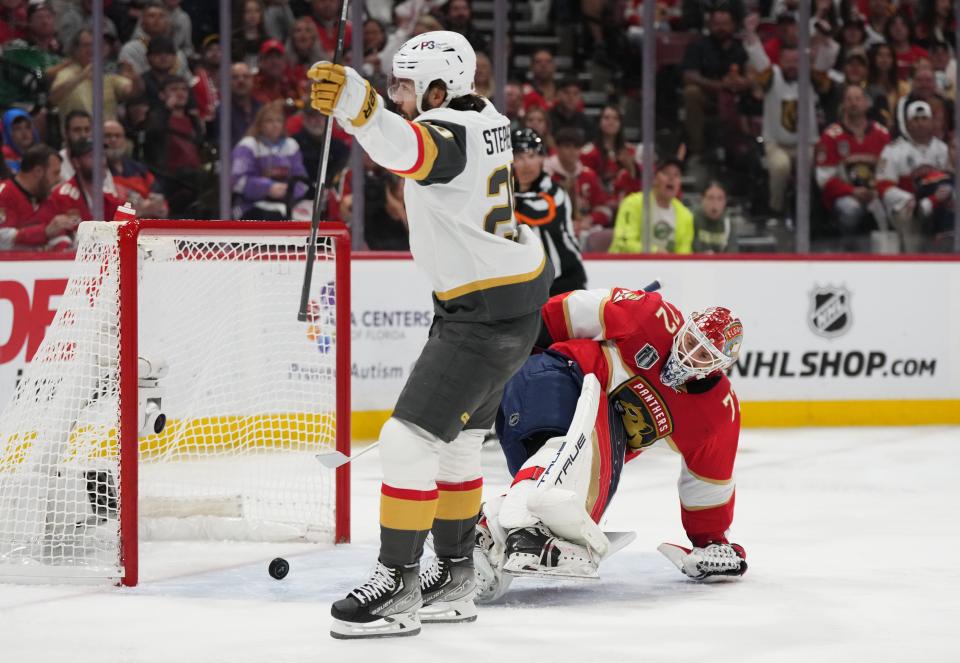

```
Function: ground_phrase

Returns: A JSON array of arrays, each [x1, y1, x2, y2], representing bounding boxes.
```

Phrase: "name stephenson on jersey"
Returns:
[[344, 95, 552, 321]]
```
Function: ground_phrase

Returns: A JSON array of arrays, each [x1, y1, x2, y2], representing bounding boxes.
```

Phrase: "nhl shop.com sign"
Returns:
[[808, 285, 852, 338]]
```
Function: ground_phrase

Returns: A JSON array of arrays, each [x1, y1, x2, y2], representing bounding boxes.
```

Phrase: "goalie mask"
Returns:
[[660, 307, 743, 390], [389, 30, 476, 113]]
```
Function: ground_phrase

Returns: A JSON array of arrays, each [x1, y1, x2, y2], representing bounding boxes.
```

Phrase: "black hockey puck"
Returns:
[[269, 557, 289, 580]]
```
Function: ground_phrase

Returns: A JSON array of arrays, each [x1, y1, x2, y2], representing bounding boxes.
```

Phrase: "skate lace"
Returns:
[[349, 562, 397, 603], [420, 558, 445, 589]]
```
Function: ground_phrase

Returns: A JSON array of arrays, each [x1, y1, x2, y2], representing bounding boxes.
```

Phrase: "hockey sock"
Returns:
[[431, 478, 483, 559], [379, 483, 439, 566]]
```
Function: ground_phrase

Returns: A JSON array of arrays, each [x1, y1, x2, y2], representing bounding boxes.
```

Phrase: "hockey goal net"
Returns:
[[0, 220, 350, 586]]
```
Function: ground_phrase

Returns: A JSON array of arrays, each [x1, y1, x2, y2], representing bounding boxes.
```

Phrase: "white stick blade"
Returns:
[[315, 451, 349, 469]]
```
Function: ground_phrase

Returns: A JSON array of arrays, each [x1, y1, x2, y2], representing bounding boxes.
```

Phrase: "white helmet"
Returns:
[[390, 30, 476, 113]]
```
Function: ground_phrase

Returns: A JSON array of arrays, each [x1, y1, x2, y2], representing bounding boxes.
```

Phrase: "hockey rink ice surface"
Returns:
[[3, 426, 958, 663]]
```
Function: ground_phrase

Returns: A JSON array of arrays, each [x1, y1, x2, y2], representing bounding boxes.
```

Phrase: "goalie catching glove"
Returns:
[[307, 62, 379, 128], [658, 542, 747, 581]]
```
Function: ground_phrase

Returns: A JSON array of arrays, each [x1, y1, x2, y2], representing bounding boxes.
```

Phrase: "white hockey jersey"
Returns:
[[876, 136, 951, 212], [344, 96, 552, 321]]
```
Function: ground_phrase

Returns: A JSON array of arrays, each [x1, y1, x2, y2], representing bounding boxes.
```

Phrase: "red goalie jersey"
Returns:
[[542, 288, 741, 546]]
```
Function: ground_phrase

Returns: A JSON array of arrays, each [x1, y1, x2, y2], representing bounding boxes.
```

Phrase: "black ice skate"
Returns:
[[503, 524, 599, 579], [330, 561, 422, 639], [418, 556, 478, 623]]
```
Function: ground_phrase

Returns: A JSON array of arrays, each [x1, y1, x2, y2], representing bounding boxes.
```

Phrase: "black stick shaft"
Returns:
[[298, 0, 350, 322]]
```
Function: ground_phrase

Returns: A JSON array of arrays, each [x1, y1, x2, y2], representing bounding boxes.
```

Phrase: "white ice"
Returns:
[[3, 426, 958, 662]]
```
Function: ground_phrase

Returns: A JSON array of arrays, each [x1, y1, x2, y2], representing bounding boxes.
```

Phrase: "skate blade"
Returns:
[[419, 599, 478, 623], [503, 566, 599, 580], [330, 613, 421, 639]]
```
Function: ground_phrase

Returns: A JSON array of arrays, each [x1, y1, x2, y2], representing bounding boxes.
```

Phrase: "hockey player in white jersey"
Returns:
[[308, 32, 552, 639]]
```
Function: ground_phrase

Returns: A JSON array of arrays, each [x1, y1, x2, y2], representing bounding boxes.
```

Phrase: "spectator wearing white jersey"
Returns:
[[743, 12, 823, 217], [876, 100, 954, 252]]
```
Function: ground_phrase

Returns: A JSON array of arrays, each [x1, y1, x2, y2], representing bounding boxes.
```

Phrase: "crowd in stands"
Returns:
[[0, 0, 956, 254]]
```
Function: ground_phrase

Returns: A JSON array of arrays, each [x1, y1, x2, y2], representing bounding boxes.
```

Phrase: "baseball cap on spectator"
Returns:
[[775, 12, 797, 24], [147, 36, 176, 56], [202, 34, 220, 50], [554, 127, 585, 148], [259, 39, 286, 57], [906, 101, 933, 120]]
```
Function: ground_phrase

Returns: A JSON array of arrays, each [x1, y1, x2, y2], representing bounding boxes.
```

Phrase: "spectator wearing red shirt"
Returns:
[[310, 0, 352, 60], [612, 145, 643, 202], [523, 48, 559, 113], [0, 145, 73, 251], [0, 0, 28, 43], [43, 139, 125, 242], [580, 105, 635, 188], [192, 34, 222, 123], [544, 128, 613, 233], [253, 40, 300, 104], [886, 12, 928, 81], [763, 13, 799, 66], [815, 84, 890, 245]]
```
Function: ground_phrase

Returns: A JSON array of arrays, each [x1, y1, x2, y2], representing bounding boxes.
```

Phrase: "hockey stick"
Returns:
[[297, 0, 350, 322], [316, 441, 380, 469], [643, 278, 661, 292]]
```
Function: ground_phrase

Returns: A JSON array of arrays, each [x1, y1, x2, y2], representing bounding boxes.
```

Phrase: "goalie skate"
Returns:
[[502, 525, 600, 580]]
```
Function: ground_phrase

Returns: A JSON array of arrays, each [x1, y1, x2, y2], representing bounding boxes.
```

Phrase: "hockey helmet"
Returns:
[[390, 31, 476, 113], [662, 307, 743, 388], [512, 128, 547, 155]]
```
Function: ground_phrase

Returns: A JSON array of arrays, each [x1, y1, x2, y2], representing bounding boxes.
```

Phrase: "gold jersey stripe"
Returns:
[[434, 252, 547, 301]]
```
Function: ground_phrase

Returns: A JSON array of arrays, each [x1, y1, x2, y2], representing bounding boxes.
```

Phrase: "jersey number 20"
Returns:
[[484, 165, 517, 240]]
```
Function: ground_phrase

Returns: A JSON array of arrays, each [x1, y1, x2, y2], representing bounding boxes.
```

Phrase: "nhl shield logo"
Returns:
[[808, 286, 852, 338]]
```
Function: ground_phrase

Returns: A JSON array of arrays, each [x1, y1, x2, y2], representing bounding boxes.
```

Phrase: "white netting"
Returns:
[[0, 222, 342, 581]]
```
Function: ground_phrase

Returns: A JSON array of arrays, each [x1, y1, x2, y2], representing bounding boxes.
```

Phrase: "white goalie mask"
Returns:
[[660, 307, 744, 390], [389, 30, 476, 113]]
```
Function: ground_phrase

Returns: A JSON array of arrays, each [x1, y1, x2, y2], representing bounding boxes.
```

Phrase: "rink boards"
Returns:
[[0, 252, 957, 435]]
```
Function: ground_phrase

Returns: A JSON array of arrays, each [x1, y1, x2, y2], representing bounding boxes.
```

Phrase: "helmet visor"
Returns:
[[387, 76, 416, 104]]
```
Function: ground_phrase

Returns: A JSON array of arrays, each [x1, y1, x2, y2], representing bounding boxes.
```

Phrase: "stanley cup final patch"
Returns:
[[634, 343, 659, 370], [808, 286, 852, 338]]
